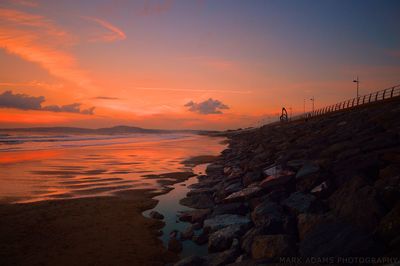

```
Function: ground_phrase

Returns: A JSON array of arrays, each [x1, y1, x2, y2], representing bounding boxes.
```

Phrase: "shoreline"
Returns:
[[0, 154, 223, 266]]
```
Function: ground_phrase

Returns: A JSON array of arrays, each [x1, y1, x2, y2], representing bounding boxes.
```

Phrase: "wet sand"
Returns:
[[0, 156, 220, 266], [0, 189, 177, 266]]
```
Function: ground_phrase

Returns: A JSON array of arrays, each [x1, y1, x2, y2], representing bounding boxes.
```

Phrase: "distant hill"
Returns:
[[0, 125, 218, 135]]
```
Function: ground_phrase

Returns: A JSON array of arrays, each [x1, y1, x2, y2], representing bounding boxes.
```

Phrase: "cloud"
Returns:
[[185, 98, 229, 115], [92, 96, 120, 100], [140, 0, 173, 16], [136, 87, 252, 94], [0, 8, 93, 89], [82, 16, 126, 42], [9, 0, 39, 7], [0, 90, 95, 115]]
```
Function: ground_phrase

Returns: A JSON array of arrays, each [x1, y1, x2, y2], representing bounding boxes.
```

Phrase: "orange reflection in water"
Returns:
[[0, 134, 226, 203]]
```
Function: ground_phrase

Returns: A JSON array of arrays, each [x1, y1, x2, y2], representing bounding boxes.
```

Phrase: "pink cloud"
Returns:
[[8, 0, 38, 7], [82, 16, 126, 42], [0, 8, 93, 89]]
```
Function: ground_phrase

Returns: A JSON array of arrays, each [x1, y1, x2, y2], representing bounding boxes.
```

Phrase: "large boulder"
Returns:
[[251, 234, 296, 259], [299, 222, 382, 257], [297, 213, 332, 241], [178, 209, 210, 223], [180, 194, 215, 209], [295, 162, 320, 179], [376, 202, 400, 243], [259, 173, 294, 192], [208, 224, 246, 252], [204, 242, 241, 266], [251, 201, 285, 229], [329, 176, 386, 231], [204, 214, 252, 233], [224, 187, 262, 203], [282, 192, 317, 215], [212, 202, 249, 216], [149, 210, 164, 220]]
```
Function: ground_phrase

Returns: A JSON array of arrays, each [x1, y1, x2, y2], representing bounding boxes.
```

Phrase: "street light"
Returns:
[[353, 76, 360, 98], [310, 97, 315, 112]]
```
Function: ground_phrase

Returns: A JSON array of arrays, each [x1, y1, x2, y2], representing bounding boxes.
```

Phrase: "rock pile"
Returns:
[[173, 100, 400, 265]]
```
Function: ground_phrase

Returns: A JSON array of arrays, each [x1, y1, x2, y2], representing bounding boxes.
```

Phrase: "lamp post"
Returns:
[[310, 97, 315, 112], [353, 76, 360, 98]]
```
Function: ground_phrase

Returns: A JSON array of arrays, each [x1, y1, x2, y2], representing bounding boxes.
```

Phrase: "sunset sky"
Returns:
[[0, 0, 399, 130]]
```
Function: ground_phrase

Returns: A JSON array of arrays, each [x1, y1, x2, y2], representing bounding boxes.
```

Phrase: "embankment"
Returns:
[[173, 98, 400, 265]]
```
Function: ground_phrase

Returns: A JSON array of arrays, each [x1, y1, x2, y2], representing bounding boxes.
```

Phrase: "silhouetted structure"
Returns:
[[280, 107, 288, 122]]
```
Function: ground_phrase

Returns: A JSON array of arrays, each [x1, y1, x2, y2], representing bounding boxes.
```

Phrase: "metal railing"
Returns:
[[290, 84, 400, 121]]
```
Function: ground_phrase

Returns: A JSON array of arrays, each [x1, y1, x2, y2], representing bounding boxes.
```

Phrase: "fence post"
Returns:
[[375, 92, 379, 101], [368, 93, 372, 103], [391, 87, 395, 97], [362, 95, 366, 104], [383, 89, 386, 99]]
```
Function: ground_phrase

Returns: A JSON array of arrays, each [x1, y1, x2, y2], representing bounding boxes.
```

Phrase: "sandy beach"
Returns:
[[0, 189, 179, 266]]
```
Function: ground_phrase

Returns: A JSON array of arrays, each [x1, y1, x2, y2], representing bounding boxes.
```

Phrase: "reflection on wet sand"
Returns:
[[0, 134, 226, 203]]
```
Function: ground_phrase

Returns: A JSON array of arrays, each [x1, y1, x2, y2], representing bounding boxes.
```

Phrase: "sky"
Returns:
[[0, 0, 399, 130]]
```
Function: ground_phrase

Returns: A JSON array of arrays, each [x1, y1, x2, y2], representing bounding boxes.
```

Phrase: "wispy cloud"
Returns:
[[0, 90, 95, 114], [136, 87, 252, 94], [140, 0, 173, 16], [0, 8, 93, 89], [8, 0, 38, 7], [92, 96, 120, 100], [185, 98, 229, 115], [82, 16, 126, 42]]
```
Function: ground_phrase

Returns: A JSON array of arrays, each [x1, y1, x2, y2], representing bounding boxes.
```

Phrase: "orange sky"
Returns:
[[0, 0, 399, 130]]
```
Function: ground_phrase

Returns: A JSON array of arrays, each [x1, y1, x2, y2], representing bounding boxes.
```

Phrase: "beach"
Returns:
[[0, 133, 226, 265]]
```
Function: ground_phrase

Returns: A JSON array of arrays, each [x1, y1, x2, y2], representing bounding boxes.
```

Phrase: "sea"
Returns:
[[0, 132, 226, 204]]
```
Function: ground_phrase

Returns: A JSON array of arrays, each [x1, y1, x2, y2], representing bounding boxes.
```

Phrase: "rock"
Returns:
[[212, 202, 249, 216], [251, 201, 285, 229], [242, 171, 263, 187], [251, 235, 296, 259], [259, 174, 293, 191], [224, 182, 243, 195], [208, 224, 246, 252], [178, 209, 210, 223], [379, 164, 400, 179], [187, 187, 216, 197], [241, 226, 271, 255], [286, 159, 307, 169], [297, 213, 332, 241], [282, 192, 317, 215], [299, 222, 381, 257], [173, 255, 205, 266], [180, 194, 214, 209], [310, 181, 329, 197], [295, 173, 321, 193], [168, 237, 182, 253], [149, 210, 164, 220], [376, 202, 400, 243], [295, 162, 320, 179], [204, 214, 252, 233], [193, 232, 209, 245], [224, 187, 262, 203], [336, 148, 360, 161], [205, 242, 241, 266], [329, 176, 386, 231], [180, 226, 194, 240], [206, 164, 224, 176], [263, 165, 281, 176]]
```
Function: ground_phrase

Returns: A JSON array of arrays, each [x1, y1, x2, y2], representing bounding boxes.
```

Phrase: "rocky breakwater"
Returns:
[[172, 100, 400, 266]]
